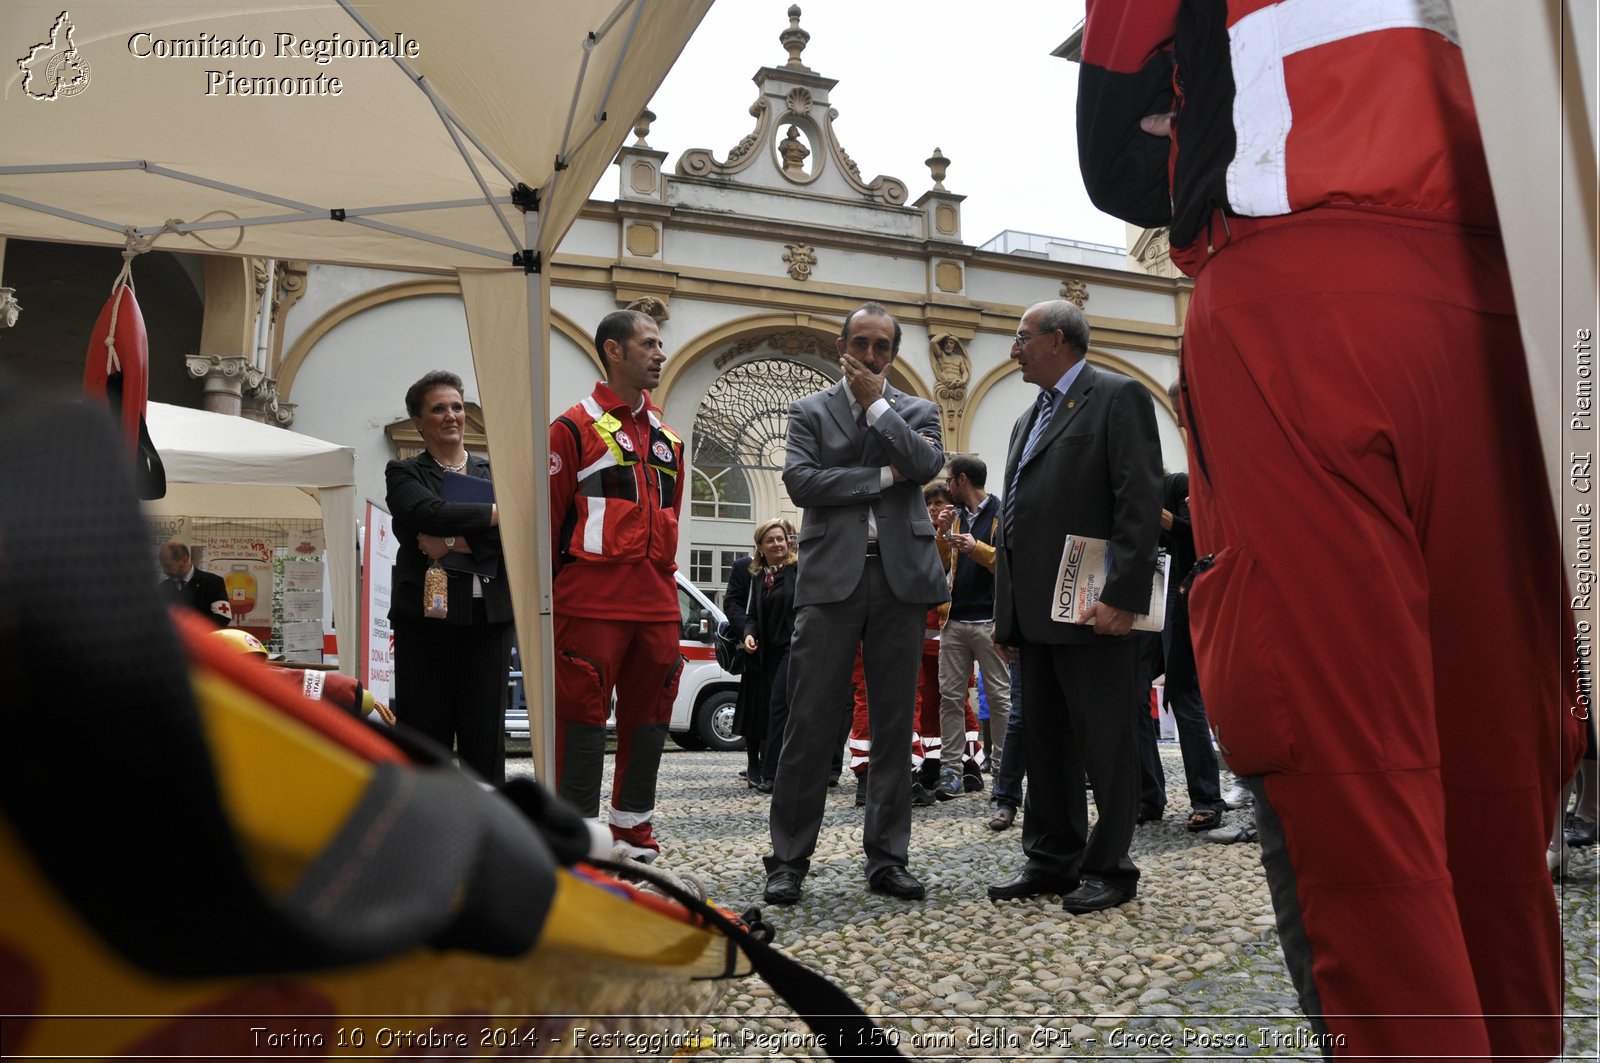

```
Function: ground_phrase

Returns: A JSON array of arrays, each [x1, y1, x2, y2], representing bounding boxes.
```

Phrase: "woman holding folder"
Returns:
[[386, 370, 514, 783]]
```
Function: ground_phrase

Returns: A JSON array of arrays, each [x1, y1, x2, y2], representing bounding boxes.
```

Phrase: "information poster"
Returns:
[[197, 535, 273, 630], [361, 501, 397, 704], [282, 560, 325, 661], [281, 621, 325, 662]]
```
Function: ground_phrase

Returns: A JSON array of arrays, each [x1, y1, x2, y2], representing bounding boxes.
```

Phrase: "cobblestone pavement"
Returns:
[[511, 749, 1599, 1060]]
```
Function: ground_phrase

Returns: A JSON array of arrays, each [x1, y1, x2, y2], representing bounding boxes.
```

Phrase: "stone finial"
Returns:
[[780, 5, 810, 69], [925, 147, 950, 191], [632, 108, 655, 147]]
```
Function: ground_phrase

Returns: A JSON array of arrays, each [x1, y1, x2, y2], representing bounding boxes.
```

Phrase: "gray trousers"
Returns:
[[765, 556, 925, 880], [938, 619, 1011, 772]]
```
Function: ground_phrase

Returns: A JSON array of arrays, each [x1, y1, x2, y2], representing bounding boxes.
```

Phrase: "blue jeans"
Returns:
[[1165, 670, 1225, 812], [991, 661, 1025, 809]]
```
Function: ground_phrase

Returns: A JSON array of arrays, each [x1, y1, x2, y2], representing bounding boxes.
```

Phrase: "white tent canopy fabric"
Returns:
[[1, 0, 714, 779], [142, 401, 359, 673]]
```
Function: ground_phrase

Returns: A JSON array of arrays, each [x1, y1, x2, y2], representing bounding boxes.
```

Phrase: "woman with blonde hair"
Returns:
[[733, 517, 798, 794]]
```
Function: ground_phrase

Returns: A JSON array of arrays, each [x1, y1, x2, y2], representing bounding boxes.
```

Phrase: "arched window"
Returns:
[[689, 356, 833, 519]]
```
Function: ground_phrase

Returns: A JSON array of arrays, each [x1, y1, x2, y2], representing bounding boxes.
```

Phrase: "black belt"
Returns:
[[863, 540, 880, 557]]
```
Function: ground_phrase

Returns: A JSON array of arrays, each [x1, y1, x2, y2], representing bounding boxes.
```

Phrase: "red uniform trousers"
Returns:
[[553, 614, 682, 857], [848, 639, 980, 775], [1182, 209, 1582, 1062]]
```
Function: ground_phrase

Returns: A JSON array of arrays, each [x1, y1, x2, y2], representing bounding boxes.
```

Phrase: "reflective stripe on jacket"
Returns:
[[552, 391, 683, 572]]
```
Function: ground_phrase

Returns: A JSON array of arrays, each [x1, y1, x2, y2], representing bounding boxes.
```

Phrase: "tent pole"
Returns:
[[526, 211, 557, 786]]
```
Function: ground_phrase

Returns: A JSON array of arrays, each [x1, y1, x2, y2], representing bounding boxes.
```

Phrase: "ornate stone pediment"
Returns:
[[672, 6, 908, 207]]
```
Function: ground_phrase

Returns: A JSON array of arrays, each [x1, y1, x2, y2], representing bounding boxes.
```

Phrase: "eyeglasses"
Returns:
[[1012, 328, 1057, 346]]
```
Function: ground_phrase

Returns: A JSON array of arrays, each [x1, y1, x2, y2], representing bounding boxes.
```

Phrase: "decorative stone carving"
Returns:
[[187, 353, 256, 417], [719, 328, 831, 368], [266, 260, 307, 375], [783, 242, 817, 282], [243, 384, 295, 427], [629, 160, 656, 196], [834, 138, 907, 205], [677, 98, 771, 177], [625, 222, 660, 258], [727, 127, 761, 164], [779, 4, 810, 69], [626, 295, 670, 323], [187, 352, 251, 381], [1129, 227, 1181, 278], [675, 8, 908, 206], [925, 147, 950, 191], [934, 261, 963, 293], [935, 204, 958, 235], [1060, 277, 1089, 307], [836, 137, 861, 182], [929, 333, 971, 446], [778, 126, 811, 174]]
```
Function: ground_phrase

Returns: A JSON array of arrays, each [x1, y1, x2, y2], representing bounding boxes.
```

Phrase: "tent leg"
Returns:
[[526, 215, 557, 788]]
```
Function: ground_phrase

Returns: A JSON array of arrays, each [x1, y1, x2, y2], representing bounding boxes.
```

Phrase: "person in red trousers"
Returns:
[[1078, 3, 1585, 1059], [549, 309, 685, 861]]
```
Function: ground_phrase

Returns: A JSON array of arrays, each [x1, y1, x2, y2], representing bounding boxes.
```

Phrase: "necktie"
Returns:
[[855, 406, 868, 442], [1004, 389, 1059, 542]]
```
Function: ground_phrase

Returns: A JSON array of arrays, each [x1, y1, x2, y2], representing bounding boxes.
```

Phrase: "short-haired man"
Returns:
[[158, 541, 231, 626], [762, 303, 948, 905], [990, 299, 1162, 914], [549, 309, 685, 861], [933, 454, 1010, 801]]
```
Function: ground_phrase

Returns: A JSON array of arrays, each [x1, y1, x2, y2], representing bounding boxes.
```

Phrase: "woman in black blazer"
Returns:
[[724, 553, 761, 787], [739, 518, 799, 793], [386, 370, 513, 783]]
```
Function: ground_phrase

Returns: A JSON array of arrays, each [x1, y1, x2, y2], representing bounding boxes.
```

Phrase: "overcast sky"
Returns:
[[628, 0, 1129, 250]]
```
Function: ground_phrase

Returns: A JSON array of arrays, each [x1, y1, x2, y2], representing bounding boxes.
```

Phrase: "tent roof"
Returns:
[[0, 0, 712, 269], [147, 401, 354, 489]]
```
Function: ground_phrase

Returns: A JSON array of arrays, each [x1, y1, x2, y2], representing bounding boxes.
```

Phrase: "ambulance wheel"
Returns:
[[696, 690, 744, 752], [671, 730, 707, 751]]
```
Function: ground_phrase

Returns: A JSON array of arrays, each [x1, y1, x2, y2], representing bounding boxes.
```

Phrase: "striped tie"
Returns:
[[1003, 389, 1058, 542]]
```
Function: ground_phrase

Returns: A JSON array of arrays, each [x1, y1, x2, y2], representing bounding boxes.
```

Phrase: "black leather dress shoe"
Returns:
[[986, 869, 1076, 901], [869, 865, 926, 900], [1565, 814, 1598, 847], [1061, 879, 1133, 914], [763, 870, 803, 905]]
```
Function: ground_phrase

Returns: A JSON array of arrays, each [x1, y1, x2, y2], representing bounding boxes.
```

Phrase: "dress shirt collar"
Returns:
[[1045, 359, 1087, 405]]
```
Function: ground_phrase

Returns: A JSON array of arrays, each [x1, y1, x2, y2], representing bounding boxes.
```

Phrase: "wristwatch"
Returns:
[[444, 536, 457, 549]]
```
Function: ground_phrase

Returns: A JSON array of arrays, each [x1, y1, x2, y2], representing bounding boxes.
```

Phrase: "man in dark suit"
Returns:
[[158, 541, 231, 626], [762, 303, 948, 905], [990, 299, 1162, 914]]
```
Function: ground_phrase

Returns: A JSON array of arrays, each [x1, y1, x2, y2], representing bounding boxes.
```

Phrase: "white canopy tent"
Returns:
[[0, 0, 714, 780], [142, 401, 358, 670]]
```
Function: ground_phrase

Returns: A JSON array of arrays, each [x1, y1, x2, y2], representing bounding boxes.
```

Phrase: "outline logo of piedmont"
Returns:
[[17, 11, 92, 101]]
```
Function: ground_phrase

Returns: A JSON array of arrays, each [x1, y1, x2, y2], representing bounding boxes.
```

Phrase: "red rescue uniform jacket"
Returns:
[[548, 382, 685, 622]]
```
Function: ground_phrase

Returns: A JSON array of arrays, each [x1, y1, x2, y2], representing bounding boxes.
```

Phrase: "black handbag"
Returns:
[[714, 578, 755, 675], [714, 618, 746, 675]]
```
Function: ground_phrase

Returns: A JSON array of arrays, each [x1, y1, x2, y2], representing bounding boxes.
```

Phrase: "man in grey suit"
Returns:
[[989, 299, 1162, 914], [762, 303, 948, 905]]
